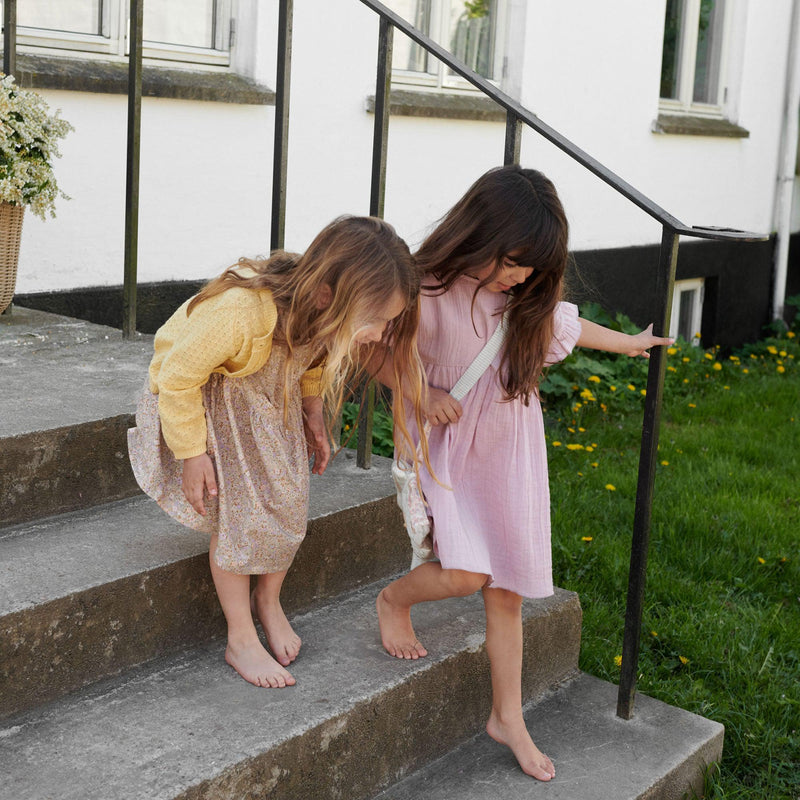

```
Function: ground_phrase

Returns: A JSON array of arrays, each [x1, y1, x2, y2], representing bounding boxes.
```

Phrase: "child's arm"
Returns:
[[368, 346, 462, 426], [577, 319, 674, 358], [302, 395, 331, 475]]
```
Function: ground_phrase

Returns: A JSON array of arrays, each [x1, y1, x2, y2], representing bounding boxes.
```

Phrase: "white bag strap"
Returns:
[[449, 310, 509, 402]]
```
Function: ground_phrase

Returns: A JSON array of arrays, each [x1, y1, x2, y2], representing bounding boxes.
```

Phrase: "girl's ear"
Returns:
[[315, 283, 333, 310]]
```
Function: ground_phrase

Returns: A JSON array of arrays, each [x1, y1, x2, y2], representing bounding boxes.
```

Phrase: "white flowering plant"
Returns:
[[0, 73, 73, 219]]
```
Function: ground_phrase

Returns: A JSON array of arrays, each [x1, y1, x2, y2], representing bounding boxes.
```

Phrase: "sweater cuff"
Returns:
[[300, 365, 324, 397]]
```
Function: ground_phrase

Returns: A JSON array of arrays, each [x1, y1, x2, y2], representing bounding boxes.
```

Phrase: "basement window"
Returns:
[[670, 278, 705, 344]]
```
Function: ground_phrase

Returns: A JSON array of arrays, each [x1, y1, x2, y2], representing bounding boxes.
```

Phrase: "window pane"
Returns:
[[144, 0, 217, 50], [693, 0, 725, 104], [386, 0, 434, 73], [678, 289, 696, 342], [448, 0, 498, 79], [15, 0, 103, 36], [660, 0, 684, 99]]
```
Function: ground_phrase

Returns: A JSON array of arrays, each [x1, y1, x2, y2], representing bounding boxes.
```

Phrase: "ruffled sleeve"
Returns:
[[544, 301, 581, 366]]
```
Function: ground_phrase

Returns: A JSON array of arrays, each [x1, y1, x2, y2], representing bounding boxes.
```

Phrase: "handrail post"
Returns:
[[504, 111, 522, 165], [271, 0, 293, 251], [357, 17, 394, 469], [3, 0, 16, 76], [122, 0, 143, 339], [617, 225, 679, 719]]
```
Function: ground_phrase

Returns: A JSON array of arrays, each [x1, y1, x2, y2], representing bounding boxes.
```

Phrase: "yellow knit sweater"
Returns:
[[148, 287, 323, 460]]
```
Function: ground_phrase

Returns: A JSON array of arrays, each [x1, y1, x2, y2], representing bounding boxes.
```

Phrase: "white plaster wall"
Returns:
[[13, 0, 797, 294]]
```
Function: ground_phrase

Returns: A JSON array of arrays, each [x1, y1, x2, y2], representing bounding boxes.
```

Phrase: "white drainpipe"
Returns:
[[773, 0, 800, 322]]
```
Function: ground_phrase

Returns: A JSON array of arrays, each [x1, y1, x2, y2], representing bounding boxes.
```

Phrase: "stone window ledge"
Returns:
[[3, 53, 273, 105], [652, 113, 749, 138], [366, 89, 505, 122]]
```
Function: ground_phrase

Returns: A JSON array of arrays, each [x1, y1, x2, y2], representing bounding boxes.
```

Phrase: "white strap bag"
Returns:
[[392, 311, 509, 569]]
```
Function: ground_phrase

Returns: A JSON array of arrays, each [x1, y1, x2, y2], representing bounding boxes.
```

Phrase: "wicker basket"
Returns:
[[0, 202, 25, 314]]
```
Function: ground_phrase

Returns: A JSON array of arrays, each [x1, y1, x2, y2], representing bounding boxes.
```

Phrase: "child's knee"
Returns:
[[442, 569, 488, 596]]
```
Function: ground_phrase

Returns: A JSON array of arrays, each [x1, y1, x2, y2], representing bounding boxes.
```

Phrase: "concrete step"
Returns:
[[372, 672, 724, 800], [0, 582, 582, 800], [0, 306, 153, 526], [0, 453, 410, 719]]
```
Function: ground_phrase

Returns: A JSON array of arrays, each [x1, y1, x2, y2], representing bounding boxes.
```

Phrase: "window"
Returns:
[[670, 279, 705, 343], [386, 0, 507, 89], [660, 0, 728, 115], [6, 0, 233, 67]]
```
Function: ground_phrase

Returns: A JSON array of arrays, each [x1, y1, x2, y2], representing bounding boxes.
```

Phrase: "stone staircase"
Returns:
[[0, 306, 722, 799]]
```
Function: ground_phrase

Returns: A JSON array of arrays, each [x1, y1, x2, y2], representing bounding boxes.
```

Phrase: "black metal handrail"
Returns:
[[268, 0, 767, 720]]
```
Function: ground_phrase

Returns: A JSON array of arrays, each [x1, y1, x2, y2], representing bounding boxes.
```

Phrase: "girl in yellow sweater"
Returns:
[[128, 216, 426, 688]]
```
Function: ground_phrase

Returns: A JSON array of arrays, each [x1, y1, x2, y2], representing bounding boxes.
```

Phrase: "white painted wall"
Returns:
[[13, 0, 798, 294]]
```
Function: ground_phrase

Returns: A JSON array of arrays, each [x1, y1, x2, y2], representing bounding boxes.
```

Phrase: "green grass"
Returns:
[[546, 329, 800, 799]]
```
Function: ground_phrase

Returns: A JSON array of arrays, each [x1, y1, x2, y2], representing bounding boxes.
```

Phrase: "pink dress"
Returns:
[[412, 276, 581, 598]]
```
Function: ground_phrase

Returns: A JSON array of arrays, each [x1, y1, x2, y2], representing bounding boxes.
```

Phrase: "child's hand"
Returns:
[[626, 324, 675, 358], [182, 453, 218, 515], [425, 386, 463, 426], [302, 395, 331, 475]]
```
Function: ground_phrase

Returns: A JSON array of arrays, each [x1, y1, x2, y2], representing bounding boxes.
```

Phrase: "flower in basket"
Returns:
[[0, 73, 73, 220]]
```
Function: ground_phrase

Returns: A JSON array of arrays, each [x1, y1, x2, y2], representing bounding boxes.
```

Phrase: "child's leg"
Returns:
[[209, 535, 295, 688], [377, 562, 488, 659], [482, 587, 555, 781], [251, 570, 301, 667]]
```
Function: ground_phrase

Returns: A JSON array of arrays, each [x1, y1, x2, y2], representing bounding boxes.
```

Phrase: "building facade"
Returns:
[[9, 0, 800, 343]]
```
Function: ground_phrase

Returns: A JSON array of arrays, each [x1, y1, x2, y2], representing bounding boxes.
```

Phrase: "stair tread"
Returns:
[[0, 306, 153, 438], [373, 672, 724, 800], [0, 453, 397, 616], [0, 582, 577, 800]]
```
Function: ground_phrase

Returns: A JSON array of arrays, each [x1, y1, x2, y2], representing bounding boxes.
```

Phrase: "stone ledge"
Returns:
[[3, 52, 274, 105], [652, 113, 749, 138], [366, 88, 505, 122]]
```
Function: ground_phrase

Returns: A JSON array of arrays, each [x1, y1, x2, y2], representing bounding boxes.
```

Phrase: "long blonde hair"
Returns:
[[188, 215, 428, 462]]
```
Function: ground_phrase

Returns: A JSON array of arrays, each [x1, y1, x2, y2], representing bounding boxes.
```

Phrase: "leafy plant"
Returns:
[[0, 73, 73, 219]]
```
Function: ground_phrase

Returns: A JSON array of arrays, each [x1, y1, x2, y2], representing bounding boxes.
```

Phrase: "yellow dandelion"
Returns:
[[627, 384, 636, 392], [688, 403, 696, 408], [650, 631, 658, 637], [614, 655, 623, 667], [552, 441, 562, 447], [600, 403, 607, 411], [724, 385, 730, 390], [704, 353, 713, 361], [609, 385, 617, 392], [581, 536, 593, 542], [640, 389, 647, 396], [344, 424, 351, 431], [729, 355, 740, 362], [777, 365, 786, 374], [667, 347, 677, 355], [757, 557, 766, 564], [787, 331, 796, 338], [661, 460, 669, 466], [750, 353, 758, 359], [591, 462, 598, 468], [577, 471, 584, 477], [679, 656, 689, 666], [780, 350, 787, 357], [683, 378, 689, 383], [567, 443, 585, 451], [579, 427, 586, 432], [586, 446, 594, 453], [767, 345, 778, 355], [605, 484, 616, 491], [667, 366, 677, 372], [588, 375, 601, 383], [713, 363, 722, 371], [568, 427, 576, 433], [682, 357, 690, 363]]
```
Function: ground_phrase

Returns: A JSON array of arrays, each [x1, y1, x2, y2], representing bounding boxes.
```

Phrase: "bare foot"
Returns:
[[376, 587, 428, 659], [251, 591, 301, 667], [225, 637, 296, 688], [486, 711, 555, 781]]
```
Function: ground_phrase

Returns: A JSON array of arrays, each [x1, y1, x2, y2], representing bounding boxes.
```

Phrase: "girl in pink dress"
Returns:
[[375, 166, 673, 781]]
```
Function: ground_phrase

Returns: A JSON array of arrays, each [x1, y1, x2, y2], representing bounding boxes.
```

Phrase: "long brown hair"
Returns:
[[188, 216, 428, 460], [417, 165, 569, 404]]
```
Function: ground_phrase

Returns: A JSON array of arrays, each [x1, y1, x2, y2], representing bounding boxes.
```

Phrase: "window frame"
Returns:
[[10, 0, 233, 68], [659, 0, 732, 119], [389, 0, 508, 92], [670, 278, 705, 344]]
